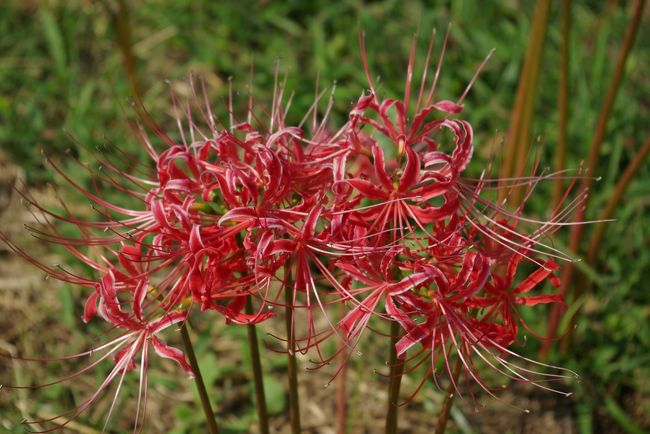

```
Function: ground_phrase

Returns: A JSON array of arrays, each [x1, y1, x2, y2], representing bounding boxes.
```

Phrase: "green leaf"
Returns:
[[547, 237, 608, 286], [38, 8, 66, 77], [576, 401, 593, 434], [57, 285, 75, 329], [170, 404, 205, 434], [223, 412, 255, 434], [198, 353, 222, 387], [263, 376, 286, 415], [604, 395, 645, 434]]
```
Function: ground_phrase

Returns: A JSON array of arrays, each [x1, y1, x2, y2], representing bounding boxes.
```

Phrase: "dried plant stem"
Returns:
[[336, 358, 348, 434], [435, 358, 463, 434], [179, 323, 220, 434], [336, 303, 348, 434], [510, 0, 551, 203], [284, 265, 302, 434], [587, 136, 650, 263], [499, 0, 550, 203], [560, 136, 650, 350], [553, 0, 571, 207], [110, 0, 141, 99], [385, 320, 405, 434], [245, 297, 270, 434], [543, 0, 647, 357], [581, 0, 646, 204]]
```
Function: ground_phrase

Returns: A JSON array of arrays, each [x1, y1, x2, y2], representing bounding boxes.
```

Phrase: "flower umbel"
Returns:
[[0, 29, 588, 431]]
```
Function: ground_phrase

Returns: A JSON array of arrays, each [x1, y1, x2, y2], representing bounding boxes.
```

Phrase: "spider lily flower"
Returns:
[[3, 269, 191, 434], [0, 84, 278, 430], [0, 29, 591, 432], [386, 249, 574, 399], [318, 30, 586, 401]]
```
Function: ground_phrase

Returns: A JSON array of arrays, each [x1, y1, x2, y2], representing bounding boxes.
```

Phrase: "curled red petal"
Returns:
[[133, 280, 148, 322], [395, 322, 430, 358], [82, 290, 100, 323], [514, 260, 560, 294], [148, 311, 188, 335], [398, 146, 420, 192], [345, 179, 389, 200], [515, 294, 565, 307], [372, 145, 393, 190], [388, 271, 430, 296], [151, 335, 194, 378], [303, 205, 324, 239], [408, 197, 458, 224], [432, 99, 464, 114]]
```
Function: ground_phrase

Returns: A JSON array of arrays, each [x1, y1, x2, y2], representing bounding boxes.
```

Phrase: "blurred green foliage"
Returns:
[[0, 0, 648, 433]]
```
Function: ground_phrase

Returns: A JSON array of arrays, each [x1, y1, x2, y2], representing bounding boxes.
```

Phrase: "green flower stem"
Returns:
[[284, 264, 302, 433], [435, 358, 462, 434], [245, 297, 270, 434], [385, 320, 405, 434], [179, 322, 220, 434]]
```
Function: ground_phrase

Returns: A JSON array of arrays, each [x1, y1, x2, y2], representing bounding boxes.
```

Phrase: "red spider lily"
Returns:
[[3, 269, 191, 433], [0, 29, 590, 432], [386, 252, 573, 399], [316, 31, 586, 404], [469, 252, 565, 340]]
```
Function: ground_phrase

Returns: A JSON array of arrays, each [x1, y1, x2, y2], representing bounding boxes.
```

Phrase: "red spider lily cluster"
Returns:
[[1, 32, 585, 431]]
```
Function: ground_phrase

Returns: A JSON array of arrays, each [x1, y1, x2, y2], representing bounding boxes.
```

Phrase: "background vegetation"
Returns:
[[0, 0, 648, 433]]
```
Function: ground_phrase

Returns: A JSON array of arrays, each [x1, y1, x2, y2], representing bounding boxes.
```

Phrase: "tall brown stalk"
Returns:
[[587, 137, 650, 263], [559, 136, 650, 350], [108, 0, 141, 99], [499, 0, 551, 204], [284, 264, 302, 434], [245, 297, 270, 434], [384, 321, 405, 434], [180, 323, 221, 434], [435, 359, 462, 434], [336, 302, 349, 434], [553, 0, 571, 207], [542, 0, 647, 356]]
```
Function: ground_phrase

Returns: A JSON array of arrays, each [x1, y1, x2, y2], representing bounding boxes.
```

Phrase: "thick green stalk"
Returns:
[[384, 320, 405, 434], [284, 265, 302, 434], [245, 297, 270, 434], [179, 323, 220, 434]]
